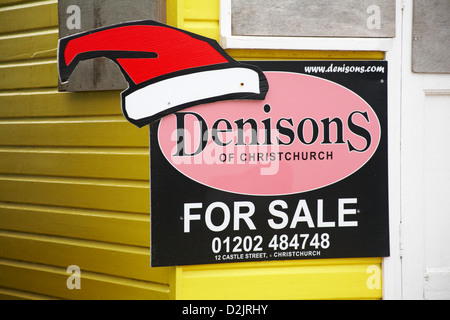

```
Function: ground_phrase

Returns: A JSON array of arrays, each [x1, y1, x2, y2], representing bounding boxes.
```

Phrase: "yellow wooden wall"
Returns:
[[167, 0, 384, 300], [0, 0, 384, 300], [0, 0, 171, 300]]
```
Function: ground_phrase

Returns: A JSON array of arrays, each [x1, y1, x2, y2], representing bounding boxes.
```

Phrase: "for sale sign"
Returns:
[[150, 61, 389, 267]]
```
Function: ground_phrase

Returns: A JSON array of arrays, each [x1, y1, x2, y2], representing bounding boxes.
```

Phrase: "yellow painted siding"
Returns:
[[0, 0, 385, 300], [0, 0, 171, 299], [176, 259, 383, 300], [167, 0, 384, 300]]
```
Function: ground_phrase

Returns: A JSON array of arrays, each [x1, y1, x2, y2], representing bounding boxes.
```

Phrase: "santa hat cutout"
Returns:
[[58, 20, 269, 128]]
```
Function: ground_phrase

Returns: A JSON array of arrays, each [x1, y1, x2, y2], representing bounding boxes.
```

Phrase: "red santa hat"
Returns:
[[58, 20, 269, 127]]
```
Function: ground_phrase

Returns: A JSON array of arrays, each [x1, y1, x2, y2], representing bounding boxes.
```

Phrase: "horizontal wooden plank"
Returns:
[[0, 147, 149, 180], [0, 0, 34, 7], [0, 1, 58, 34], [0, 175, 150, 214], [0, 287, 58, 300], [0, 259, 170, 300], [0, 202, 149, 247], [178, 258, 383, 299], [0, 90, 122, 118], [0, 60, 58, 90], [227, 49, 385, 61], [0, 230, 167, 283], [0, 29, 57, 62], [0, 117, 149, 147]]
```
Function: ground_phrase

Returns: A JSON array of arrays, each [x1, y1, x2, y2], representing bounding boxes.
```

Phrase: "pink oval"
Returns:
[[158, 72, 381, 195]]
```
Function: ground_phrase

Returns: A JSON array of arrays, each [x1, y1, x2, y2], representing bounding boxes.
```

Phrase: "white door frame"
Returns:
[[381, 0, 403, 300], [397, 0, 450, 299]]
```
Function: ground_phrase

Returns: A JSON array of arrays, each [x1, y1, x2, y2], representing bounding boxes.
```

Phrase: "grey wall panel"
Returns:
[[412, 0, 450, 73], [58, 0, 165, 92], [231, 0, 396, 38]]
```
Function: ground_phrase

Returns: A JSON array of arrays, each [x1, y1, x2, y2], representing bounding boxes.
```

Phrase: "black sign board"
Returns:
[[150, 61, 389, 267]]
